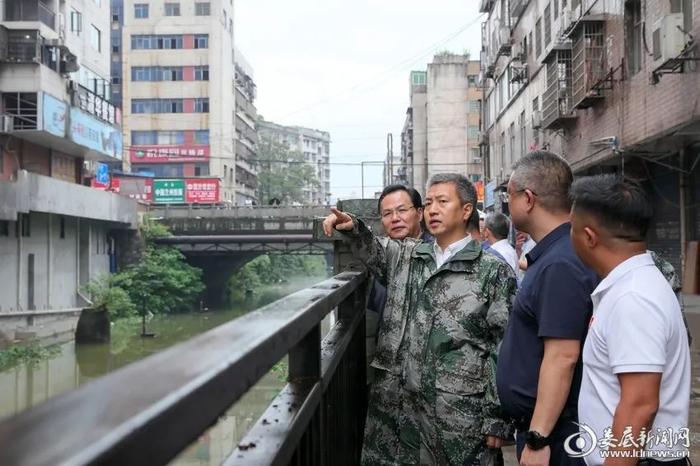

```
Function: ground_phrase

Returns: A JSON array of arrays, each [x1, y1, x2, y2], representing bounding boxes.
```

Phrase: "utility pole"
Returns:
[[386, 133, 393, 186]]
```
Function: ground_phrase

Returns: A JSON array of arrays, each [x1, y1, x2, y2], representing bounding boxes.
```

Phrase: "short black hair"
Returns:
[[377, 184, 423, 213], [511, 151, 574, 213], [570, 174, 653, 241], [485, 212, 510, 240]]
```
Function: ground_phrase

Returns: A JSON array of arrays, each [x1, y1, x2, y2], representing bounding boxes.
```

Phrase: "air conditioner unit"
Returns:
[[532, 110, 542, 129], [653, 14, 686, 62], [0, 115, 14, 133], [478, 131, 489, 145], [498, 26, 511, 48]]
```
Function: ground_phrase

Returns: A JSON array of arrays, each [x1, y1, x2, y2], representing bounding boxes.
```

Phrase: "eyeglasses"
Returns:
[[514, 188, 538, 197], [380, 205, 416, 219]]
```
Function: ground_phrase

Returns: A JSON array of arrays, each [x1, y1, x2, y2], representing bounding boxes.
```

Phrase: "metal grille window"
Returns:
[[164, 3, 180, 16], [535, 18, 542, 57], [469, 100, 481, 113], [544, 4, 552, 46], [572, 21, 606, 108], [2, 92, 38, 129], [134, 4, 148, 18], [625, 0, 643, 76], [195, 2, 210, 15], [542, 48, 575, 129], [157, 131, 184, 144]]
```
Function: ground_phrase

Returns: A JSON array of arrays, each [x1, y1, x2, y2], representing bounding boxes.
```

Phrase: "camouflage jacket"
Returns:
[[341, 216, 518, 437]]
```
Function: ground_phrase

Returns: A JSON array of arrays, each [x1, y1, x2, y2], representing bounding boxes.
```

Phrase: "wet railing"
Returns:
[[0, 271, 368, 466]]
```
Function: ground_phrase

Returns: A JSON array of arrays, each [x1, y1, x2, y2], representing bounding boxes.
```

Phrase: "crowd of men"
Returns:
[[322, 151, 691, 466]]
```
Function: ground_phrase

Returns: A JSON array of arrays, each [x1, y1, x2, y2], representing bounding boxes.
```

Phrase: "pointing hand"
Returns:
[[322, 207, 353, 237]]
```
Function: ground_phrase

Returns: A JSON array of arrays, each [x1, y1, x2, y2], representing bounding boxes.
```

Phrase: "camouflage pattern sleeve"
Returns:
[[480, 259, 518, 438], [338, 214, 402, 285]]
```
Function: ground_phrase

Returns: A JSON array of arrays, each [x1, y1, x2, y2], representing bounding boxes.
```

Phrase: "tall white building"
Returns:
[[257, 120, 331, 205], [0, 0, 136, 323], [120, 0, 237, 201], [233, 48, 258, 205]]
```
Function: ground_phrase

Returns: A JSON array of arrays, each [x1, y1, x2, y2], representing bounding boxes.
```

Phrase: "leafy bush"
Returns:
[[83, 276, 137, 319], [0, 344, 62, 371]]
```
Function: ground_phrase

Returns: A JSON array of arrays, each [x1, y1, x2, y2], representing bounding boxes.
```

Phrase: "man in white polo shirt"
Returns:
[[569, 175, 690, 466]]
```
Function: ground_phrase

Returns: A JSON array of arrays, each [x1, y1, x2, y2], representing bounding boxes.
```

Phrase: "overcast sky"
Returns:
[[235, 1, 483, 201]]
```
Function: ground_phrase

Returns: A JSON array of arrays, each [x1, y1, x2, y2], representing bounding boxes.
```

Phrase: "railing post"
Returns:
[[289, 324, 321, 379]]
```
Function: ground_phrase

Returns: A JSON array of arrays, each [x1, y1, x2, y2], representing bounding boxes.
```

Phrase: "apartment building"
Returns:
[[233, 48, 258, 205], [257, 120, 331, 205], [120, 0, 237, 201], [0, 0, 137, 323], [480, 0, 700, 275], [399, 54, 483, 195]]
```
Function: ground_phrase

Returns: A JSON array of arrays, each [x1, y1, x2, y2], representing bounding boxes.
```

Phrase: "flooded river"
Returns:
[[0, 275, 327, 466]]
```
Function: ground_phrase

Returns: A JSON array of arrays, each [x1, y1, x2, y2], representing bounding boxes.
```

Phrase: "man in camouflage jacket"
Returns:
[[324, 174, 517, 466]]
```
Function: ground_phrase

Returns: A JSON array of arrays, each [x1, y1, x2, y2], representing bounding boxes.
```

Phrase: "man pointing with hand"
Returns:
[[324, 174, 516, 466]]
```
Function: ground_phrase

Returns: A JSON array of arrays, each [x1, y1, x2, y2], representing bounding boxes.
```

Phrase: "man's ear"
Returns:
[[463, 203, 474, 221], [583, 226, 598, 248]]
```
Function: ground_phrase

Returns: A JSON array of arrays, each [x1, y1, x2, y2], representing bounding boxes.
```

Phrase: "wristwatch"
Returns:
[[524, 430, 550, 450]]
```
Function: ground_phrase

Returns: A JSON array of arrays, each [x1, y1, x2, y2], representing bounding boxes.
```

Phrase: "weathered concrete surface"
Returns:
[[75, 309, 110, 344], [0, 170, 138, 227], [0, 309, 83, 349]]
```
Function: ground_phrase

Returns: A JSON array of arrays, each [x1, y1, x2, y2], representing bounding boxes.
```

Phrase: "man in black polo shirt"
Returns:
[[497, 151, 598, 466]]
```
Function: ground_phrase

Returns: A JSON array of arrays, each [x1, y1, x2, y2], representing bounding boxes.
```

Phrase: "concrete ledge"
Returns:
[[0, 308, 84, 348], [0, 170, 138, 227]]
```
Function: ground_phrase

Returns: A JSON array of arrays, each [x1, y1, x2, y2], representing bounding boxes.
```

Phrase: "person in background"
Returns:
[[323, 173, 516, 466], [367, 185, 431, 339], [569, 174, 690, 465], [483, 212, 519, 275], [496, 151, 598, 466]]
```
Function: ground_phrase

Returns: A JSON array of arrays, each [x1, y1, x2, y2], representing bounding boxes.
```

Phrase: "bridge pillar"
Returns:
[[187, 254, 261, 309]]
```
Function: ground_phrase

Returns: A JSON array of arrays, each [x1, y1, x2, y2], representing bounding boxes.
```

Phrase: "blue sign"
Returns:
[[96, 163, 109, 184], [69, 108, 123, 160], [42, 93, 67, 137], [484, 180, 497, 208]]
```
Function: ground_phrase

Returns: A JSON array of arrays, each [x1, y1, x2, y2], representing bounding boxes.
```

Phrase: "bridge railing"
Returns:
[[0, 271, 368, 466]]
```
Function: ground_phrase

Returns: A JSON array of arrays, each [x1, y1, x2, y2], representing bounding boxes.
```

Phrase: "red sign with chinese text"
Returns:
[[130, 145, 210, 163], [91, 177, 121, 191], [185, 178, 220, 203]]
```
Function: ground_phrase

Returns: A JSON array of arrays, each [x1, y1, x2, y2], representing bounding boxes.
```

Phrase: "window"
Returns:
[[471, 148, 481, 162], [195, 2, 210, 15], [467, 74, 478, 87], [134, 3, 148, 18], [131, 99, 183, 113], [112, 76, 120, 84], [194, 98, 209, 113], [132, 130, 157, 144], [468, 126, 479, 139], [90, 25, 101, 52], [500, 132, 506, 173], [194, 130, 209, 144], [553, 0, 559, 19], [532, 97, 540, 146], [528, 31, 533, 56], [535, 18, 542, 57], [671, 0, 693, 33], [20, 214, 30, 238], [544, 4, 552, 46], [131, 35, 183, 50], [59, 217, 65, 239], [469, 100, 481, 113], [509, 122, 516, 167], [70, 9, 82, 35], [157, 130, 184, 144], [164, 3, 180, 16], [164, 99, 183, 113], [161, 66, 183, 81], [112, 45, 119, 53], [625, 0, 643, 76], [411, 71, 427, 85], [0, 221, 8, 237], [194, 65, 209, 81], [194, 34, 208, 49]]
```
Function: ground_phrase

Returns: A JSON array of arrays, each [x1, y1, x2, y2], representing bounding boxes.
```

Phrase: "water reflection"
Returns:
[[0, 275, 325, 464]]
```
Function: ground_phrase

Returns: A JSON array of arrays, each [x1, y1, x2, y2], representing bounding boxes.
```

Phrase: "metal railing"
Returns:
[[0, 272, 368, 466]]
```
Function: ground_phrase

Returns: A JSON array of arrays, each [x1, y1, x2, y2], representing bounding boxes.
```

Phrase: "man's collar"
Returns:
[[592, 252, 653, 297], [415, 235, 481, 261], [526, 222, 571, 264]]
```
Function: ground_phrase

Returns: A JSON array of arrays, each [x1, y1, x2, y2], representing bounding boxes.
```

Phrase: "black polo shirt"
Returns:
[[496, 223, 598, 422]]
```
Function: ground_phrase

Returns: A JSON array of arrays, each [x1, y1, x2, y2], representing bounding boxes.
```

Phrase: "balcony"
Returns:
[[3, 0, 55, 30], [571, 20, 607, 109]]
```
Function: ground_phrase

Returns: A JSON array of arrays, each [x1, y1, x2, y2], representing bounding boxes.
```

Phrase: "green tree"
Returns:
[[255, 136, 321, 204]]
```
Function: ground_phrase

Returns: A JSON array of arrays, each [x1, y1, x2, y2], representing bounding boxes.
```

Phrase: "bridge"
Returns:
[[146, 203, 376, 307], [0, 212, 374, 465]]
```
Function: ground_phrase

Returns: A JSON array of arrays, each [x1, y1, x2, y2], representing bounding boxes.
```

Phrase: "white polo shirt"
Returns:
[[490, 239, 519, 274], [579, 253, 690, 465]]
